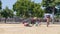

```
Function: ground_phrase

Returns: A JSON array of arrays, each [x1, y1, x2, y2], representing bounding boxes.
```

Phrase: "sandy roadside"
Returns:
[[0, 24, 60, 34]]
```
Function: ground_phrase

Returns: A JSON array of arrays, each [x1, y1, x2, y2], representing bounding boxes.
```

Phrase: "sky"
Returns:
[[1, 0, 42, 9], [1, 0, 17, 9]]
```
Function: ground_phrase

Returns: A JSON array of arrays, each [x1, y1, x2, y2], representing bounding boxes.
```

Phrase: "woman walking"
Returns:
[[46, 15, 51, 27]]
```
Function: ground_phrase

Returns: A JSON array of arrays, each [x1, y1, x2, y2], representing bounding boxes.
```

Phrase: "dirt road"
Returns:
[[0, 24, 60, 34]]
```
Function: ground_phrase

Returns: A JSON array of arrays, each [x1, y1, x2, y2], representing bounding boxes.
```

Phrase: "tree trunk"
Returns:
[[52, 11, 54, 24], [5, 18, 7, 23], [52, 6, 55, 24]]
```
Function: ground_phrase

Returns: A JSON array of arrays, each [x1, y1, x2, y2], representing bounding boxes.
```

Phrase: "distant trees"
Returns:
[[0, 7, 14, 23], [13, 0, 44, 18], [0, 1, 14, 23]]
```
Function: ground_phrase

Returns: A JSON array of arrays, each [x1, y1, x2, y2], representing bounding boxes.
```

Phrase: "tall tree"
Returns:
[[13, 0, 44, 18], [41, 0, 60, 23], [41, 0, 56, 24], [1, 7, 14, 23]]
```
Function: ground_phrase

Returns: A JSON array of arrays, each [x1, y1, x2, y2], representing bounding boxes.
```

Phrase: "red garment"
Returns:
[[31, 18, 35, 24], [24, 23, 29, 26]]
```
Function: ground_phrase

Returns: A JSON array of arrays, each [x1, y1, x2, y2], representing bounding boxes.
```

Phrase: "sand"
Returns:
[[0, 24, 60, 34]]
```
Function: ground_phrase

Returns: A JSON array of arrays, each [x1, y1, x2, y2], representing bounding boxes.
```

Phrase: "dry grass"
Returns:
[[0, 24, 60, 34]]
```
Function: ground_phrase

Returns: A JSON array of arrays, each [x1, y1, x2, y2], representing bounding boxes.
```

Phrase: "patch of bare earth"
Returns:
[[0, 24, 60, 34]]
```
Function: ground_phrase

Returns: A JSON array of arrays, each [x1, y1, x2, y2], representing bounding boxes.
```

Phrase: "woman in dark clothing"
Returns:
[[31, 18, 36, 26]]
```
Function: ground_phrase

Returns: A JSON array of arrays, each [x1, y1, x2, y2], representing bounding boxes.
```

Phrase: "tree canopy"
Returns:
[[13, 0, 44, 18], [1, 7, 13, 18], [41, 0, 58, 14]]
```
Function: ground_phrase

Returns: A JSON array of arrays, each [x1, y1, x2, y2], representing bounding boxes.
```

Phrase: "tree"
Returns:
[[55, 0, 60, 18], [41, 0, 60, 24], [1, 7, 14, 23], [41, 0, 56, 24], [0, 0, 2, 9], [33, 3, 44, 17], [41, 0, 56, 13], [55, 0, 60, 14], [41, 0, 60, 14], [13, 0, 44, 18]]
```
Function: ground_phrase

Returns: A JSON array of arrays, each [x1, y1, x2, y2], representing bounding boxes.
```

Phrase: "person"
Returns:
[[46, 15, 51, 27], [24, 23, 29, 26], [35, 18, 41, 26], [23, 21, 31, 27], [31, 17, 35, 26]]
